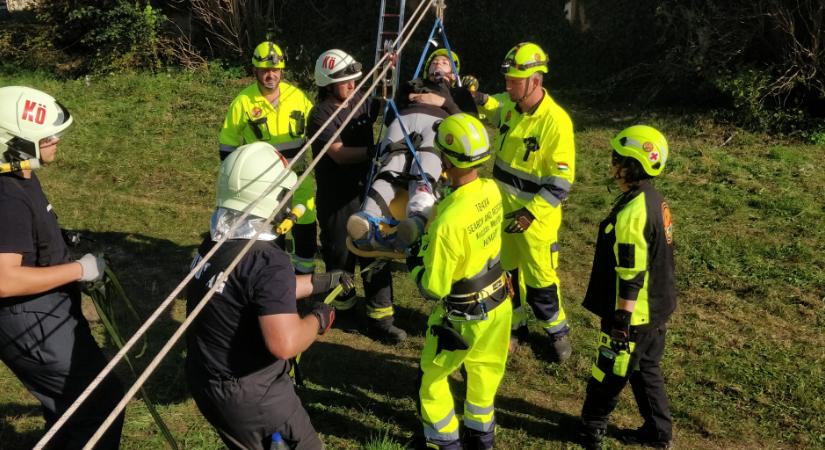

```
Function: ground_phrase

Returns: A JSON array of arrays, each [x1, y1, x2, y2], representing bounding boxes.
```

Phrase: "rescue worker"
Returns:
[[186, 141, 352, 450], [407, 113, 511, 450], [470, 42, 575, 361], [307, 48, 406, 343], [219, 40, 318, 275], [347, 48, 476, 255], [579, 126, 675, 450], [0, 86, 124, 449]]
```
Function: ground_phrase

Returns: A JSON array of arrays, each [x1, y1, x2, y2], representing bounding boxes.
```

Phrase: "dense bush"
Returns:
[[2, 0, 822, 131], [36, 0, 166, 72]]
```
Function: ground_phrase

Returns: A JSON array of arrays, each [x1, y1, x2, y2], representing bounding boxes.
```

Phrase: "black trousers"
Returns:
[[187, 360, 322, 450], [0, 292, 125, 450], [317, 194, 393, 317], [581, 326, 673, 442]]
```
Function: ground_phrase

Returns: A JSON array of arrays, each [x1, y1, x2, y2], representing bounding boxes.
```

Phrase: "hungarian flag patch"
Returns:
[[557, 162, 570, 171]]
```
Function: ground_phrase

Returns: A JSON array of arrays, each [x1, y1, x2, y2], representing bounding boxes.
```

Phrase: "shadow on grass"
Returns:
[[298, 341, 421, 440], [0, 403, 43, 450], [68, 229, 198, 406], [496, 395, 587, 445]]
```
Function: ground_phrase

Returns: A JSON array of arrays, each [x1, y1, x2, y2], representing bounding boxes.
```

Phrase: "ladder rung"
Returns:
[[381, 31, 398, 35]]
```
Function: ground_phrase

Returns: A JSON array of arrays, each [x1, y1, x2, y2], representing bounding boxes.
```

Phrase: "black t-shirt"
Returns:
[[307, 91, 380, 208], [186, 238, 297, 379], [386, 78, 478, 123], [0, 172, 75, 304]]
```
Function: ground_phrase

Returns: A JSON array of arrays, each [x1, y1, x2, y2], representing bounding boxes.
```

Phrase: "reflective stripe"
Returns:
[[543, 319, 568, 334], [493, 159, 571, 204], [423, 410, 460, 442], [591, 363, 606, 382], [464, 416, 495, 432], [330, 294, 358, 311], [291, 255, 316, 274], [219, 144, 237, 154], [366, 305, 394, 319], [464, 401, 494, 416]]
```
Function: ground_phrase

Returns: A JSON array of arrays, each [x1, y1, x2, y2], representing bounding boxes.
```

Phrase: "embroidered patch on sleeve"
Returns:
[[662, 202, 673, 245]]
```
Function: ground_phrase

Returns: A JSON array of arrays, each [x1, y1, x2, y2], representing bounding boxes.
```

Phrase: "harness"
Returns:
[[443, 259, 508, 321]]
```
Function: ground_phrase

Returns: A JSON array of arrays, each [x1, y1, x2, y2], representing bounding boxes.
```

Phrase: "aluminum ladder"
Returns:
[[373, 0, 406, 99]]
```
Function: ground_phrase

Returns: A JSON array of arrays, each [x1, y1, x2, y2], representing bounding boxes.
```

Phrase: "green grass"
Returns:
[[1, 70, 823, 449]]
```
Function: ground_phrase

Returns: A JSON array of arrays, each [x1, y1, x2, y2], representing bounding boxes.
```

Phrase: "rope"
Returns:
[[85, 268, 178, 449], [47, 3, 439, 449]]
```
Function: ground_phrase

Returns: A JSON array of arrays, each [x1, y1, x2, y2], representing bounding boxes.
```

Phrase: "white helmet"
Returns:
[[216, 141, 298, 219], [314, 49, 363, 87], [0, 86, 73, 164]]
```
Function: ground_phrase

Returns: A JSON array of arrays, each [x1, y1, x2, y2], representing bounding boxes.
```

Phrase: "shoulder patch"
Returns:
[[662, 202, 673, 245]]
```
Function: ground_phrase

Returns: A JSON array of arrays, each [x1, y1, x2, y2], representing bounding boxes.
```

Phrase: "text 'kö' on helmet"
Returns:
[[0, 86, 73, 165], [314, 49, 363, 87]]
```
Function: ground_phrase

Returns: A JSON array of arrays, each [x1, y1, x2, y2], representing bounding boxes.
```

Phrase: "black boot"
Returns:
[[366, 317, 407, 344], [618, 427, 673, 449], [580, 424, 605, 450], [463, 427, 494, 450]]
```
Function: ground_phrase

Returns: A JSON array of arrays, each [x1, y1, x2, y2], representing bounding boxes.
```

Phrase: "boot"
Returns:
[[580, 424, 605, 450], [330, 306, 360, 333], [463, 427, 494, 450], [548, 332, 572, 363], [367, 317, 407, 344], [509, 324, 529, 354], [618, 427, 674, 449]]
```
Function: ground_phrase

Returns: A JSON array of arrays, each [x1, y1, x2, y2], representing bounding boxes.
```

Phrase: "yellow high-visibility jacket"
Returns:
[[410, 178, 504, 300], [479, 89, 575, 223], [219, 81, 313, 160]]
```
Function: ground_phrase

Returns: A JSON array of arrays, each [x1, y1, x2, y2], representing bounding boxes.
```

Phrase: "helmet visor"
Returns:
[[331, 61, 363, 80], [500, 57, 546, 74], [253, 43, 282, 67]]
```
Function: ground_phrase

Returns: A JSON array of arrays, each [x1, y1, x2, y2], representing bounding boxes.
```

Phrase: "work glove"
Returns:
[[310, 302, 335, 335], [460, 75, 479, 93], [610, 309, 632, 352], [311, 270, 355, 296], [504, 208, 535, 233], [77, 253, 106, 282]]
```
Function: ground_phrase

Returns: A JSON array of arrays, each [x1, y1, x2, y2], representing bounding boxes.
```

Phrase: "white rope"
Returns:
[[34, 1, 437, 448]]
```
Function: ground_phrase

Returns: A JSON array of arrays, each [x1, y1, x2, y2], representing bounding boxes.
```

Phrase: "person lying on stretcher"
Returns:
[[346, 49, 478, 259]]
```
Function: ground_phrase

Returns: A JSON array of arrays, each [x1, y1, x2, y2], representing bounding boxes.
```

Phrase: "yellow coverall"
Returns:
[[409, 178, 512, 449], [479, 89, 575, 336]]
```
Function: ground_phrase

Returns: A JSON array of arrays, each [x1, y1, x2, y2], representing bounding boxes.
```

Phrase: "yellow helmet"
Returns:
[[424, 48, 460, 80], [435, 113, 491, 168], [610, 125, 669, 177], [500, 42, 548, 78], [251, 41, 285, 69]]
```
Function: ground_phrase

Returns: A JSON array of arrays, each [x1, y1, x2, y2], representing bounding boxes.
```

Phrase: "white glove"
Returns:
[[77, 253, 106, 282]]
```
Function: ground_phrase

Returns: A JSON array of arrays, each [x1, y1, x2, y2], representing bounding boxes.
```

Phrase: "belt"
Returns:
[[444, 274, 508, 321]]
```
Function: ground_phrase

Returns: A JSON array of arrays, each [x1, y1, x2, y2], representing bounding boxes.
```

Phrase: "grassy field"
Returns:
[[0, 68, 823, 450]]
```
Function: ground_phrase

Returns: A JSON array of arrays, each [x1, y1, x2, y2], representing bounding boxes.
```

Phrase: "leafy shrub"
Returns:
[[37, 0, 167, 72]]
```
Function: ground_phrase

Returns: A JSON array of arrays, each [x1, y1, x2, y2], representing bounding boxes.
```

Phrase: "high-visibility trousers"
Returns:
[[500, 197, 567, 334], [418, 300, 512, 445]]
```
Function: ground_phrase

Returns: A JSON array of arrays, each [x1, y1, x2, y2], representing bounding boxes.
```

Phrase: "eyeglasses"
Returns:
[[500, 58, 546, 74], [252, 42, 282, 66]]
